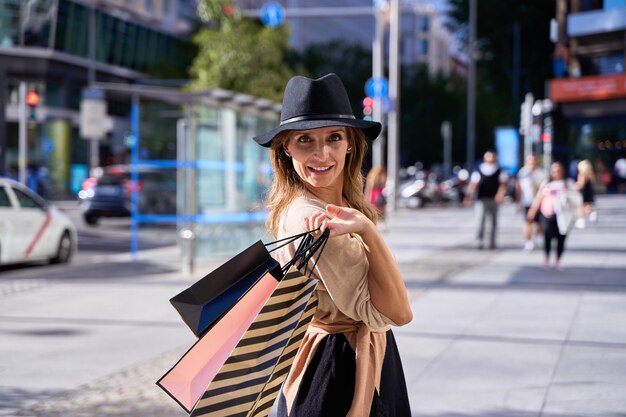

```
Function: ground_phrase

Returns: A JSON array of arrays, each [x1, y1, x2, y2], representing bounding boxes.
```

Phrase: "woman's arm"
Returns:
[[305, 205, 413, 326]]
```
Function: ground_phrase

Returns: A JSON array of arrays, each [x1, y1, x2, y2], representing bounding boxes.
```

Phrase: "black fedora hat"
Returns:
[[253, 73, 382, 147]]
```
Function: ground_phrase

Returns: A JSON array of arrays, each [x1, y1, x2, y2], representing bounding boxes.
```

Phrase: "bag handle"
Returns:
[[264, 227, 321, 254], [282, 228, 330, 277]]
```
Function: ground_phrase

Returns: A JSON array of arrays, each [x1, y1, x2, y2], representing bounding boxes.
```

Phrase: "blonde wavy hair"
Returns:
[[265, 127, 379, 237], [578, 159, 596, 183]]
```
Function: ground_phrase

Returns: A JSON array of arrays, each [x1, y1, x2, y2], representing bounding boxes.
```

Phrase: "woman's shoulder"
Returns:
[[278, 194, 327, 235]]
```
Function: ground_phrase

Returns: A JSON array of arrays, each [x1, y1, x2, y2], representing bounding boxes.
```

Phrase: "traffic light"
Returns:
[[362, 96, 374, 120], [25, 90, 40, 121]]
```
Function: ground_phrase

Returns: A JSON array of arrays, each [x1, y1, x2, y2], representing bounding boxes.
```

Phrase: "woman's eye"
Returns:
[[329, 134, 342, 142], [297, 136, 312, 143]]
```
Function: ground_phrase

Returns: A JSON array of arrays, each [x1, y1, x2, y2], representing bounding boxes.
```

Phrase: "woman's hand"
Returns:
[[305, 204, 413, 326], [304, 204, 374, 237]]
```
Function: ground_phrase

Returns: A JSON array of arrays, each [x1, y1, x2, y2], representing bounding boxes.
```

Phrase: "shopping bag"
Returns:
[[170, 241, 283, 337], [190, 265, 319, 417], [157, 268, 282, 413]]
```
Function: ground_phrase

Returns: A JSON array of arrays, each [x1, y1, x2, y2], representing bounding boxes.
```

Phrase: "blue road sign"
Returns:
[[365, 77, 389, 99], [261, 2, 285, 27]]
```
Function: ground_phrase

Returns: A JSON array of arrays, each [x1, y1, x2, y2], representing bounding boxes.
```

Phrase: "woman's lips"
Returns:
[[308, 165, 333, 175]]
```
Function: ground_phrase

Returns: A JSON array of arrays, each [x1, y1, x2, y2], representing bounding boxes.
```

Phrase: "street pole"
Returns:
[[441, 121, 452, 179], [372, 4, 386, 168], [466, 0, 477, 170], [88, 0, 99, 172], [386, 0, 400, 213], [18, 82, 27, 185]]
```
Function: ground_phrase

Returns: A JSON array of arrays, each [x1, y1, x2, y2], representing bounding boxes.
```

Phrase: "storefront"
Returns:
[[550, 73, 626, 191]]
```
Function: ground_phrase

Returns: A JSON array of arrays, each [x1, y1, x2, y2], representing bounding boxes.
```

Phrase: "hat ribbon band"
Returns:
[[280, 113, 356, 126]]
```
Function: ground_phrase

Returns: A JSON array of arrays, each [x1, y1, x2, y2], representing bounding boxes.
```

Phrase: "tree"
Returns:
[[400, 64, 467, 168], [287, 40, 373, 116], [188, 0, 295, 102], [447, 0, 555, 153], [289, 40, 468, 169]]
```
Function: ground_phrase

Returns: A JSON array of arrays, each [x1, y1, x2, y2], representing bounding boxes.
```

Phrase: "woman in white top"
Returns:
[[527, 162, 577, 270]]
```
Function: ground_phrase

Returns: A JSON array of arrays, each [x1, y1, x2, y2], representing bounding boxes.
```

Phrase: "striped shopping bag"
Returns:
[[190, 265, 319, 417]]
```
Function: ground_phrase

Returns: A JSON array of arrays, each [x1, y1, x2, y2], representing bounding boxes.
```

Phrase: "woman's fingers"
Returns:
[[305, 211, 329, 236]]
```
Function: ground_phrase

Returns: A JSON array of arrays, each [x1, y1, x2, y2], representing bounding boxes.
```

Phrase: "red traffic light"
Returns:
[[362, 97, 374, 108], [26, 91, 40, 107]]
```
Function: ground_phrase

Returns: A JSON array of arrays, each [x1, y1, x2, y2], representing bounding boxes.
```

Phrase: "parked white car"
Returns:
[[0, 177, 77, 265]]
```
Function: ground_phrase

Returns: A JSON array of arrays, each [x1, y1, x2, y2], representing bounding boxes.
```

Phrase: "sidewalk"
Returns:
[[14, 195, 626, 417]]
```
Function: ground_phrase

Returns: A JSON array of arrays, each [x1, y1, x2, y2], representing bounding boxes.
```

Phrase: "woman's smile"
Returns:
[[307, 165, 334, 175]]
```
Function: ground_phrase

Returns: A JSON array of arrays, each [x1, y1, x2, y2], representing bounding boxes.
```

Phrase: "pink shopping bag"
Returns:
[[157, 270, 281, 412]]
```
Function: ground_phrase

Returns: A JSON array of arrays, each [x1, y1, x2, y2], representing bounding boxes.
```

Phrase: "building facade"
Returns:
[[549, 0, 626, 190], [237, 0, 455, 76], [0, 0, 197, 193]]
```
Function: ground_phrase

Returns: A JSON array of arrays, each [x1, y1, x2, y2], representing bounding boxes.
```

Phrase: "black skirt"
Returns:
[[276, 329, 411, 417]]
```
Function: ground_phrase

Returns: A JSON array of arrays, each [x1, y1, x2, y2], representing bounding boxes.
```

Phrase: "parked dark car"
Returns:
[[78, 165, 176, 226]]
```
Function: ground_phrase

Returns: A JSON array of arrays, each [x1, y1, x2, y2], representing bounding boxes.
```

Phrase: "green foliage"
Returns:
[[447, 0, 555, 153], [288, 41, 373, 115], [290, 40, 467, 168], [188, 7, 294, 102], [401, 65, 467, 167]]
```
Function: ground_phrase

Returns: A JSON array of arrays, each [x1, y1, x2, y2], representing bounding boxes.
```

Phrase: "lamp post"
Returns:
[[466, 0, 477, 170], [386, 0, 400, 212]]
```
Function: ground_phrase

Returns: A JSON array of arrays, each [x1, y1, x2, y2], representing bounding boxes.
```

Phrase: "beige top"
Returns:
[[275, 194, 396, 416]]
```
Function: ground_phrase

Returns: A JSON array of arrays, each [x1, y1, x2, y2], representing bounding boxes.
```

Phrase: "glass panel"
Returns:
[[13, 188, 44, 209], [0, 187, 11, 207], [568, 117, 626, 192]]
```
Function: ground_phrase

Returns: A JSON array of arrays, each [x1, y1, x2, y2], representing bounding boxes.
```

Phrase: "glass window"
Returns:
[[419, 39, 429, 55], [13, 188, 44, 209], [580, 0, 603, 11], [0, 187, 12, 207], [595, 54, 624, 75], [421, 16, 429, 31]]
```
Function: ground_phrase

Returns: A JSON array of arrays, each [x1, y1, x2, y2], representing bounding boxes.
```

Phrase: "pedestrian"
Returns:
[[527, 162, 579, 271], [253, 73, 413, 417], [515, 155, 546, 251], [365, 165, 388, 230], [615, 156, 626, 193], [463, 149, 508, 249], [575, 159, 597, 228]]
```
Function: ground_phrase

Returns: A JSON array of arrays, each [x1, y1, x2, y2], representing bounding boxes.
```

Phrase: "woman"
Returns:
[[253, 73, 413, 416], [575, 159, 597, 228], [527, 162, 578, 271], [365, 165, 388, 228]]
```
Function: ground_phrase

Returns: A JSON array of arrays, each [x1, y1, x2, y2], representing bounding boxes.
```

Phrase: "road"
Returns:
[[0, 200, 191, 415]]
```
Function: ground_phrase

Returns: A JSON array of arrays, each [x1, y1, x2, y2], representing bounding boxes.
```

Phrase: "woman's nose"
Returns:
[[312, 142, 330, 158]]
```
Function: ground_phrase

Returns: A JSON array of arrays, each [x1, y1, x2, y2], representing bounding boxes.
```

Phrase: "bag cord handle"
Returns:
[[264, 227, 322, 254], [282, 228, 330, 277]]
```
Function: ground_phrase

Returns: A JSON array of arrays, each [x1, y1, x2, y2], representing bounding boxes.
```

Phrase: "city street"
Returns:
[[0, 195, 625, 416]]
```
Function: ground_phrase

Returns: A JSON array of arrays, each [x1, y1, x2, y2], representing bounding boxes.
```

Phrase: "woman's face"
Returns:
[[283, 126, 351, 193], [551, 163, 565, 180]]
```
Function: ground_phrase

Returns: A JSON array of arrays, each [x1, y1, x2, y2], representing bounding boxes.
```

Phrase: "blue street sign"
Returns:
[[261, 2, 285, 27], [365, 77, 389, 99]]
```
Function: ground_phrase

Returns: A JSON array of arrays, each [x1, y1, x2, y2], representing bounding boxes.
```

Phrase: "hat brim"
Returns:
[[253, 118, 382, 147]]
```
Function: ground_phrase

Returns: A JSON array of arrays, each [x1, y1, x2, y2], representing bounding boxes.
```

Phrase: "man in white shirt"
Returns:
[[464, 150, 508, 249], [515, 155, 546, 251]]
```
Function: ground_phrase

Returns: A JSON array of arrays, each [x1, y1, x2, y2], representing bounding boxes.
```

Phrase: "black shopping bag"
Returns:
[[170, 241, 283, 337]]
